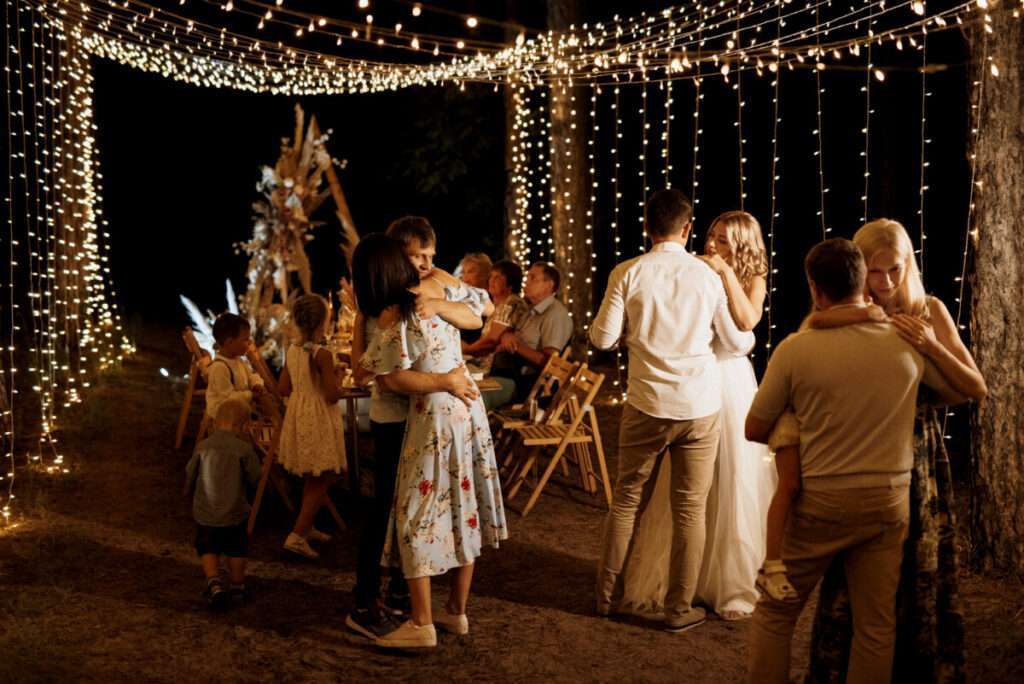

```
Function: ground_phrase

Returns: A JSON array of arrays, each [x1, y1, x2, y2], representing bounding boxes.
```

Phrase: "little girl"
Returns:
[[278, 294, 348, 560]]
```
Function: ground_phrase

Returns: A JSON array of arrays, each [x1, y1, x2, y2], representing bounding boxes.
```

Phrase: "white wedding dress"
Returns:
[[619, 342, 777, 616]]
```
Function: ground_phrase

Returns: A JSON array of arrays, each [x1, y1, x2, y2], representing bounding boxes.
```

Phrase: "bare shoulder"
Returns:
[[927, 295, 954, 324], [418, 277, 445, 299], [430, 268, 461, 288], [377, 306, 401, 330]]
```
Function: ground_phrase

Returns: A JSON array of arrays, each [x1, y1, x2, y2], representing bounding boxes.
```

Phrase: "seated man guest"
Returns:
[[490, 261, 573, 407]]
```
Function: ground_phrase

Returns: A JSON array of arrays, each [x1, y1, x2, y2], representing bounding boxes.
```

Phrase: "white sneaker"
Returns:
[[433, 608, 469, 636], [306, 527, 332, 544], [375, 620, 437, 649], [283, 532, 320, 560]]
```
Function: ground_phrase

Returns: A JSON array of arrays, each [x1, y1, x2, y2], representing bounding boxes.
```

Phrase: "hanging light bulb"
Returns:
[[412, 3, 422, 17], [466, 17, 479, 29]]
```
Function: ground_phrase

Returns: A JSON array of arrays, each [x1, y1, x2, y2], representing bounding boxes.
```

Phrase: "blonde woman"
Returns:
[[807, 219, 985, 683], [619, 211, 776, 621]]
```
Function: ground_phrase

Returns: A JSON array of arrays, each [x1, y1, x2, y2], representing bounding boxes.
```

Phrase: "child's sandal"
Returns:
[[756, 562, 799, 603]]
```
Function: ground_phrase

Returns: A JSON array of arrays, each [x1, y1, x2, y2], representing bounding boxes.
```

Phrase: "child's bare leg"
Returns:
[[227, 557, 246, 585], [293, 473, 333, 536], [201, 554, 220, 580], [765, 446, 801, 562]]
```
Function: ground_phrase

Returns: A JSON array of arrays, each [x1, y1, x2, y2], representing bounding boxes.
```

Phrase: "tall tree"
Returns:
[[968, 4, 1024, 572], [547, 0, 593, 355]]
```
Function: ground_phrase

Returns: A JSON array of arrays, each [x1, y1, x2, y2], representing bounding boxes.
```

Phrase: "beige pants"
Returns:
[[748, 486, 910, 684], [595, 404, 720, 618]]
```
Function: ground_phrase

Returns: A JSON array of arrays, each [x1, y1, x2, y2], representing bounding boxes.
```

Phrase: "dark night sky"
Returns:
[[90, 0, 974, 361]]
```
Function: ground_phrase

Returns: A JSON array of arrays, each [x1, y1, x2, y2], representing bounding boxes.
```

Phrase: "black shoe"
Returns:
[[229, 584, 251, 605], [345, 607, 399, 640], [203, 579, 229, 611], [383, 592, 411, 618]]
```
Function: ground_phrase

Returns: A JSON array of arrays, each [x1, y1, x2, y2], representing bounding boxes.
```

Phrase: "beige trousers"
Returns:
[[595, 404, 720, 618], [748, 486, 910, 684]]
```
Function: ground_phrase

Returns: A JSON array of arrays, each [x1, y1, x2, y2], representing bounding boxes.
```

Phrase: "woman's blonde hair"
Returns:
[[705, 211, 768, 288], [853, 219, 928, 318]]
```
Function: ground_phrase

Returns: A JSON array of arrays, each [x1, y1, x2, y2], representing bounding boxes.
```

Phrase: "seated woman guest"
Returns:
[[458, 253, 495, 344], [491, 261, 574, 406], [463, 260, 530, 407], [459, 252, 493, 290]]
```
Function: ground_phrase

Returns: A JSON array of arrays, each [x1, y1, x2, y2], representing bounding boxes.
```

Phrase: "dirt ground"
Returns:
[[1, 328, 1022, 683]]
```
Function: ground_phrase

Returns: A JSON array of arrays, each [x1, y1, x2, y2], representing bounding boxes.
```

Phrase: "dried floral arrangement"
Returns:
[[180, 105, 359, 364]]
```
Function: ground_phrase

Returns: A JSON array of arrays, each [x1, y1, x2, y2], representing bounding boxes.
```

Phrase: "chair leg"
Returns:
[[590, 412, 613, 508], [521, 443, 571, 518], [247, 452, 275, 535], [175, 368, 197, 450], [270, 469, 296, 513], [506, 447, 540, 501], [325, 497, 347, 531]]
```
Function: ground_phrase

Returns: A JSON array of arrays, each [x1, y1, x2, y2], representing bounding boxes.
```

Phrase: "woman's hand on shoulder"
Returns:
[[890, 313, 940, 357], [698, 253, 731, 275]]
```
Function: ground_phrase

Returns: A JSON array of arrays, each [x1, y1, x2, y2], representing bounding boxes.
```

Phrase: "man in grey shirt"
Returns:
[[744, 239, 964, 684], [492, 261, 574, 404]]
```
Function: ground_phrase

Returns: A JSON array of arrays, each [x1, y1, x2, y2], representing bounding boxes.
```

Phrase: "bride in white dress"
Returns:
[[619, 211, 777, 620]]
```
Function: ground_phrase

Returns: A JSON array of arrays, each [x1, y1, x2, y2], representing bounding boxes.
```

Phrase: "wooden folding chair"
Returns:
[[244, 347, 347, 535], [504, 365, 612, 518], [175, 327, 212, 449], [488, 349, 579, 461]]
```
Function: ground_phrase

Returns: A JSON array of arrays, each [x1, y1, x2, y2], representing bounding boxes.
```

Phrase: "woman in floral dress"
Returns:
[[354, 233, 507, 649]]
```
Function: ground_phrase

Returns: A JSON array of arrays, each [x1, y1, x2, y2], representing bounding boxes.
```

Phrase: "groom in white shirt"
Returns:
[[590, 189, 754, 632]]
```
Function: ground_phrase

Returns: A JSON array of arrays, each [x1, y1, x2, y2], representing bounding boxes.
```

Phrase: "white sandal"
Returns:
[[756, 560, 799, 602]]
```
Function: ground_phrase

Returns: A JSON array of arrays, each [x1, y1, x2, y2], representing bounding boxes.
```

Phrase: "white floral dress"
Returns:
[[362, 308, 508, 579], [278, 344, 347, 477]]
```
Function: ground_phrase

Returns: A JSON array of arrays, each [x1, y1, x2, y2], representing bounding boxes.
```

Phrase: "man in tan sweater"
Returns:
[[744, 239, 964, 684]]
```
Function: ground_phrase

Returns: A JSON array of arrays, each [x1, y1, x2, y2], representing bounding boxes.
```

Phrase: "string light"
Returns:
[[689, 34, 703, 245], [813, 1, 831, 238], [917, 27, 929, 276], [585, 82, 599, 359], [860, 0, 875, 224], [639, 58, 650, 252], [765, 3, 783, 358], [610, 82, 626, 402]]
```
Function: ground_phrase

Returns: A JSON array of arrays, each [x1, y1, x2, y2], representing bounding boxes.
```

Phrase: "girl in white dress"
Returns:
[[620, 211, 776, 621], [278, 294, 347, 560]]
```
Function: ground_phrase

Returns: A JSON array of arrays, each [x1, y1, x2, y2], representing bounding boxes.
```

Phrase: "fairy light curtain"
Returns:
[[2, 0, 1017, 523]]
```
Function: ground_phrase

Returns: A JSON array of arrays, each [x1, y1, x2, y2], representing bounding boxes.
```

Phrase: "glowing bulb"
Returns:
[[466, 17, 478, 28], [457, 40, 465, 49], [358, 0, 370, 8], [412, 3, 422, 17]]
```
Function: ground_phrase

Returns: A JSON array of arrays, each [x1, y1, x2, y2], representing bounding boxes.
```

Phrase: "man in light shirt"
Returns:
[[590, 189, 755, 633]]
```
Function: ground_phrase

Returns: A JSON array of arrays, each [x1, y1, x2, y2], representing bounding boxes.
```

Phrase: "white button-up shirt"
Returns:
[[589, 241, 755, 420]]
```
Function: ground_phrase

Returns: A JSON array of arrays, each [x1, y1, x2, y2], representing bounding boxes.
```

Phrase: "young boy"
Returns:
[[206, 313, 265, 420], [184, 398, 262, 609]]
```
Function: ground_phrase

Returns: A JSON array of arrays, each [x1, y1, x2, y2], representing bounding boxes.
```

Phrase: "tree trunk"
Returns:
[[968, 6, 1024, 573], [502, 0, 519, 259], [547, 0, 592, 357]]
